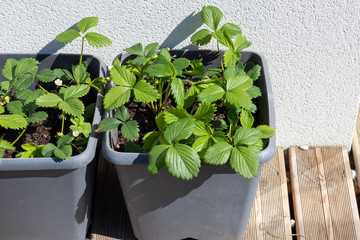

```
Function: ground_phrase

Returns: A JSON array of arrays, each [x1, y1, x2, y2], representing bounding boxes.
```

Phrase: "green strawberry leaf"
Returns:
[[114, 105, 130, 122], [194, 103, 216, 123], [145, 63, 174, 78], [121, 120, 139, 140], [14, 58, 38, 78], [230, 146, 259, 179], [55, 29, 81, 44], [111, 65, 136, 87], [133, 80, 159, 103], [41, 143, 57, 157], [0, 140, 15, 151], [97, 118, 122, 132], [224, 50, 241, 68], [204, 141, 233, 165], [142, 131, 162, 153], [37, 69, 57, 82], [27, 111, 48, 124], [234, 127, 262, 146], [85, 32, 112, 47], [103, 86, 132, 110], [163, 108, 190, 125], [247, 65, 261, 81], [227, 105, 240, 126], [192, 135, 211, 152], [63, 84, 90, 100], [198, 85, 225, 103], [212, 119, 228, 131], [6, 100, 26, 116], [155, 112, 166, 132], [163, 118, 195, 143], [191, 29, 212, 46], [36, 93, 63, 107], [148, 144, 169, 174], [25, 89, 46, 104], [0, 106, 4, 114], [2, 58, 18, 80], [54, 145, 72, 160], [124, 43, 144, 56], [247, 86, 262, 98], [193, 121, 211, 136], [165, 144, 201, 180], [172, 58, 190, 74], [226, 88, 252, 109], [220, 23, 242, 37], [201, 5, 223, 31], [0, 114, 28, 129], [234, 35, 252, 52], [72, 64, 88, 84], [57, 134, 75, 148], [144, 42, 159, 58], [14, 73, 35, 90], [257, 125, 275, 139], [77, 16, 98, 33], [240, 109, 254, 128], [58, 98, 84, 116], [170, 78, 185, 108]]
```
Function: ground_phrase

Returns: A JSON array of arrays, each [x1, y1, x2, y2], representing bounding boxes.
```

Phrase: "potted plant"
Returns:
[[0, 17, 111, 240], [100, 6, 275, 240]]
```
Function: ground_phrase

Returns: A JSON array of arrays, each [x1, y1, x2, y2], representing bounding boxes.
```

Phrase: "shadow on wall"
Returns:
[[160, 11, 202, 50], [38, 24, 79, 54]]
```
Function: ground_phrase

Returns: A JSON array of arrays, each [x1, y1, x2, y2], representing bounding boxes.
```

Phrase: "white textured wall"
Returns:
[[1, 0, 359, 149]]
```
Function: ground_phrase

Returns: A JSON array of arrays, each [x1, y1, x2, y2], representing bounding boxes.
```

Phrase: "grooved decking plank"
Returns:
[[243, 148, 292, 239], [289, 147, 327, 239], [90, 154, 136, 240], [321, 147, 360, 239], [289, 147, 360, 240], [352, 106, 360, 185]]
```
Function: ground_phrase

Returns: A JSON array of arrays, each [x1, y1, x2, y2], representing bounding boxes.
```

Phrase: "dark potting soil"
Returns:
[[1, 87, 98, 158]]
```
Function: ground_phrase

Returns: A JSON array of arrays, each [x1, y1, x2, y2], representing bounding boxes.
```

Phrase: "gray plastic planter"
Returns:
[[102, 50, 276, 240], [0, 54, 105, 240]]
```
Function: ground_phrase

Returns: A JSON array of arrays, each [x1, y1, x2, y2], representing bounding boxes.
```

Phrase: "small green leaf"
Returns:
[[191, 29, 212, 46], [85, 32, 112, 47], [212, 30, 234, 50], [6, 100, 26, 116], [97, 118, 122, 132], [143, 131, 162, 153], [14, 58, 38, 78], [36, 93, 63, 107], [204, 141, 233, 165], [225, 70, 252, 91], [230, 146, 259, 179], [103, 86, 132, 110], [185, 59, 205, 76], [227, 106, 240, 126], [226, 88, 252, 109], [27, 111, 48, 124], [194, 103, 216, 123], [166, 144, 201, 180], [37, 69, 57, 82], [212, 119, 228, 130], [0, 140, 15, 151], [42, 143, 57, 157], [170, 78, 184, 108], [220, 23, 242, 37], [240, 110, 254, 128], [21, 143, 38, 151], [53, 68, 73, 81], [58, 99, 84, 116], [55, 29, 81, 44], [144, 42, 159, 58], [163, 108, 190, 124], [54, 145, 72, 160], [124, 43, 144, 56], [155, 112, 166, 132], [247, 65, 261, 81], [114, 105, 130, 122], [111, 65, 136, 87], [198, 85, 225, 103], [163, 118, 195, 144], [0, 81, 10, 91], [192, 135, 211, 152], [0, 114, 28, 129], [234, 35, 252, 52], [148, 144, 169, 174], [2, 58, 18, 80], [25, 89, 46, 104], [133, 80, 159, 103], [0, 106, 4, 114], [247, 86, 262, 98], [57, 134, 75, 148], [201, 5, 223, 31], [257, 125, 275, 139], [77, 16, 98, 33], [145, 63, 173, 78], [249, 139, 264, 153], [121, 120, 139, 140], [89, 77, 106, 92], [224, 50, 241, 68], [159, 48, 171, 61], [73, 64, 88, 84], [172, 58, 190, 73], [14, 73, 35, 90], [63, 84, 90, 100], [193, 121, 210, 136], [14, 89, 31, 101], [234, 127, 262, 146]]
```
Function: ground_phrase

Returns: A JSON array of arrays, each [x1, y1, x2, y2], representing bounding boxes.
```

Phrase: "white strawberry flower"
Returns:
[[72, 131, 79, 137], [54, 79, 63, 86], [108, 65, 113, 71]]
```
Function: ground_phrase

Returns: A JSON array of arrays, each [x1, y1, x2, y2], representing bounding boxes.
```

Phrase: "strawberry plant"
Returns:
[[0, 16, 111, 159], [98, 6, 274, 180]]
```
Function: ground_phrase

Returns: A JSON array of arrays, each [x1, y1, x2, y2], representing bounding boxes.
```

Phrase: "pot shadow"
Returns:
[[160, 11, 202, 49]]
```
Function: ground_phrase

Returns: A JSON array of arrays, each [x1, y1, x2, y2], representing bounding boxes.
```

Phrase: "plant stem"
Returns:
[[61, 113, 65, 134], [217, 41, 224, 71], [11, 126, 27, 145], [161, 80, 173, 109], [79, 36, 85, 66], [35, 78, 49, 93]]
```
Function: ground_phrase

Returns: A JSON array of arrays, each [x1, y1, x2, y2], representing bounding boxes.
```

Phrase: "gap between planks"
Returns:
[[289, 147, 360, 240]]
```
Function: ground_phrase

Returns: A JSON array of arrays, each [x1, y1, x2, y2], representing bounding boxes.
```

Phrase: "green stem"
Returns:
[[161, 79, 173, 109], [0, 84, 14, 102], [217, 41, 224, 71], [61, 113, 65, 134], [35, 78, 49, 93], [79, 36, 85, 66], [12, 126, 27, 145]]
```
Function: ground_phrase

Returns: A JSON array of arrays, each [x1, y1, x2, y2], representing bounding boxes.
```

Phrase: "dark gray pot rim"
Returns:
[[102, 50, 276, 166], [0, 53, 105, 171]]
